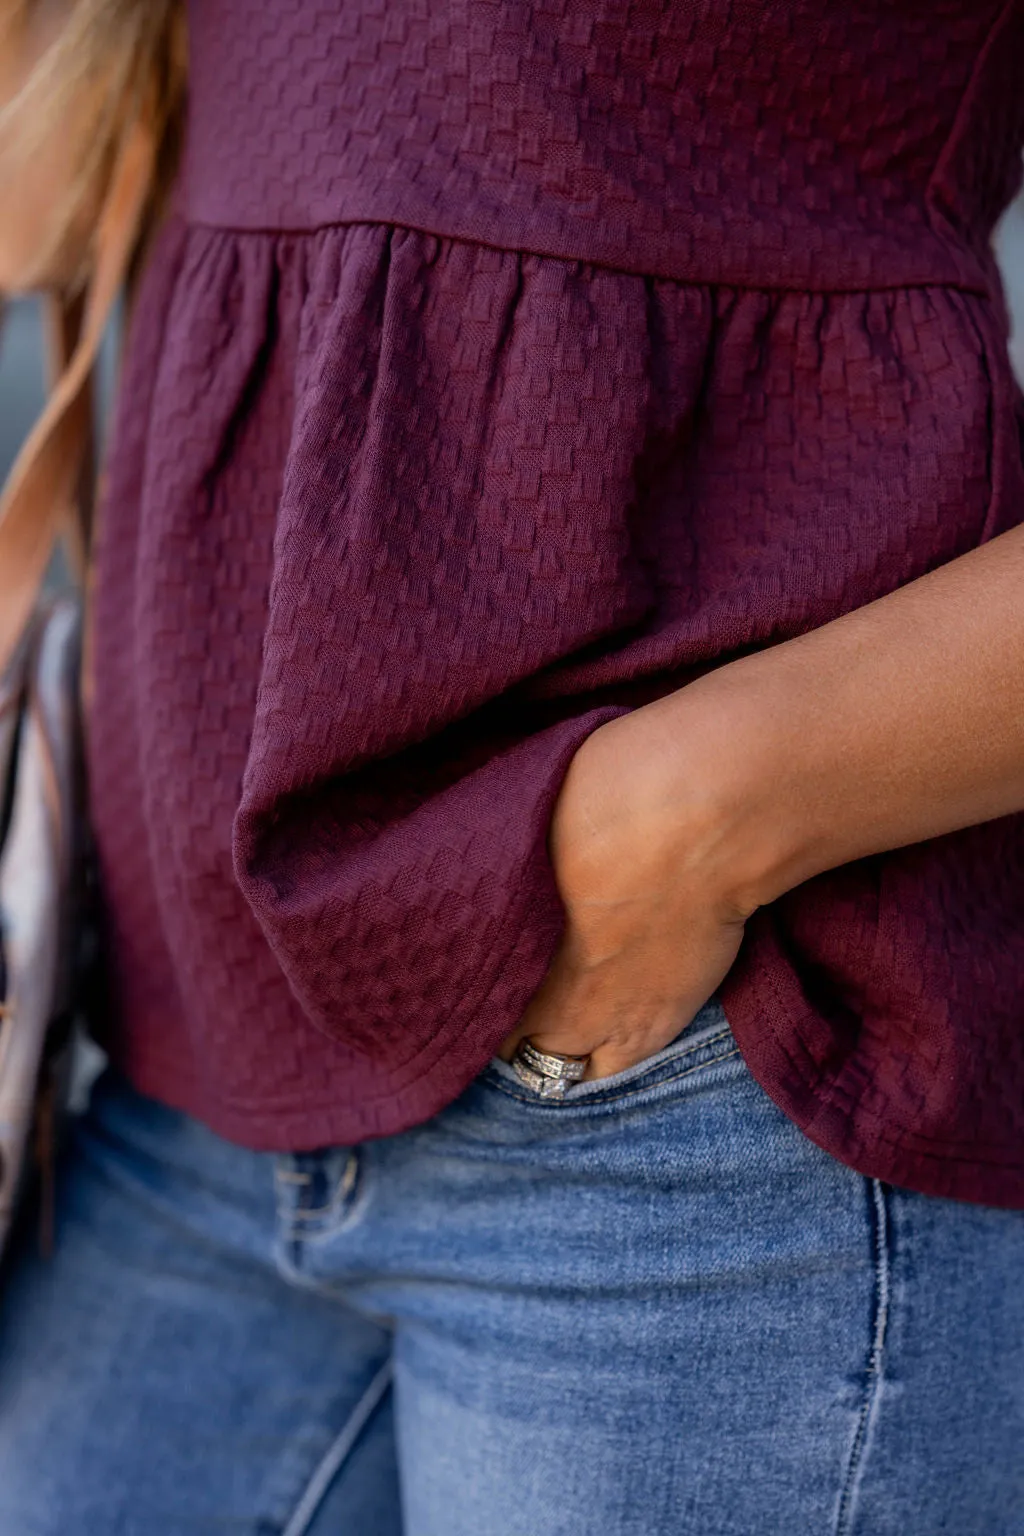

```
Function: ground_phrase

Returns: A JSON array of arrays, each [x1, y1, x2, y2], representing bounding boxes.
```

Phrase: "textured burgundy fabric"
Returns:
[[89, 0, 1024, 1204]]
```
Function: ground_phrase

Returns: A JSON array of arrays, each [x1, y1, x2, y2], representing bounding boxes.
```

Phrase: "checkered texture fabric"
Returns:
[[88, 0, 1024, 1203]]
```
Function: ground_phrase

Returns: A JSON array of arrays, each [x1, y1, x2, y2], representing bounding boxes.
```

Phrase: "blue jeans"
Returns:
[[0, 1002, 1022, 1535]]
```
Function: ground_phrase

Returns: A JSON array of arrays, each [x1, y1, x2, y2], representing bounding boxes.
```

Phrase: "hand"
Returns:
[[505, 510, 1024, 1083], [500, 694, 759, 1080]]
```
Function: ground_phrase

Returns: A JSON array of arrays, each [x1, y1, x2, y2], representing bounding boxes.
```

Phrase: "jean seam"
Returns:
[[833, 1178, 892, 1536], [275, 1241, 356, 1301], [486, 1038, 741, 1108], [275, 1154, 360, 1229], [278, 1358, 393, 1536]]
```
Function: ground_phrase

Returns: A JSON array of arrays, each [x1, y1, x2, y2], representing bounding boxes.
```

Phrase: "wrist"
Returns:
[[634, 660, 818, 919]]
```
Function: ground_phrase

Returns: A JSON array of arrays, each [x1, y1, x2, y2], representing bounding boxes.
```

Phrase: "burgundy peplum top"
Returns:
[[88, 0, 1024, 1204]]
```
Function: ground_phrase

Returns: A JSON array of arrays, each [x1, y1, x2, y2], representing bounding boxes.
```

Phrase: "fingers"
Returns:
[[499, 954, 698, 1079]]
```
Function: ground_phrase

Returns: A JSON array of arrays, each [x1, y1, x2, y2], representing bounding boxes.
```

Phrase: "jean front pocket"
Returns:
[[483, 997, 741, 1111]]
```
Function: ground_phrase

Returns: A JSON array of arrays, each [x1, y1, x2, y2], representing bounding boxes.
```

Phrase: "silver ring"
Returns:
[[518, 1040, 589, 1081], [511, 1039, 591, 1099]]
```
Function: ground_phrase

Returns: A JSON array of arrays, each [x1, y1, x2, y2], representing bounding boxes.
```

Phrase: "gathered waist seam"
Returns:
[[175, 209, 994, 299]]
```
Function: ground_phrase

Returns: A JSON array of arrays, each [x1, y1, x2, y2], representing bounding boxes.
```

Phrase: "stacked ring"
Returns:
[[510, 1039, 591, 1099]]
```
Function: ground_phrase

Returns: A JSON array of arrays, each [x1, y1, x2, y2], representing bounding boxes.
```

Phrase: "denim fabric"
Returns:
[[0, 1002, 1021, 1535]]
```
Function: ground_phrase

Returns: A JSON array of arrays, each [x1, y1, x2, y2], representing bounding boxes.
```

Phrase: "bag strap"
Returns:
[[0, 114, 155, 678]]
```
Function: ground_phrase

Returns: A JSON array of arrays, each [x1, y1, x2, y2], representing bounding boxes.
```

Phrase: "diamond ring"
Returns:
[[510, 1039, 591, 1100]]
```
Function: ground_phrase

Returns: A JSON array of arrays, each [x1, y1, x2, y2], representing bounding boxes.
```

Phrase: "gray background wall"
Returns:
[[0, 298, 47, 478]]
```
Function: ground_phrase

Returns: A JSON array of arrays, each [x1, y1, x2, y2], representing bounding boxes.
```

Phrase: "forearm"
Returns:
[[645, 522, 1024, 914]]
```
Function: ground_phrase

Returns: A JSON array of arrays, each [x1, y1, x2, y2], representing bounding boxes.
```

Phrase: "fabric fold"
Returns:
[[88, 208, 1024, 1201]]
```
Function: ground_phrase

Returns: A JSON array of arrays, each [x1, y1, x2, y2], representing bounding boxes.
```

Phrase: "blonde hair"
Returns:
[[0, 0, 186, 293]]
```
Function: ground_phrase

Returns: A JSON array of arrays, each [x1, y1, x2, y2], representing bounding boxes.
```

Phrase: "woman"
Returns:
[[0, 0, 1022, 1531]]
